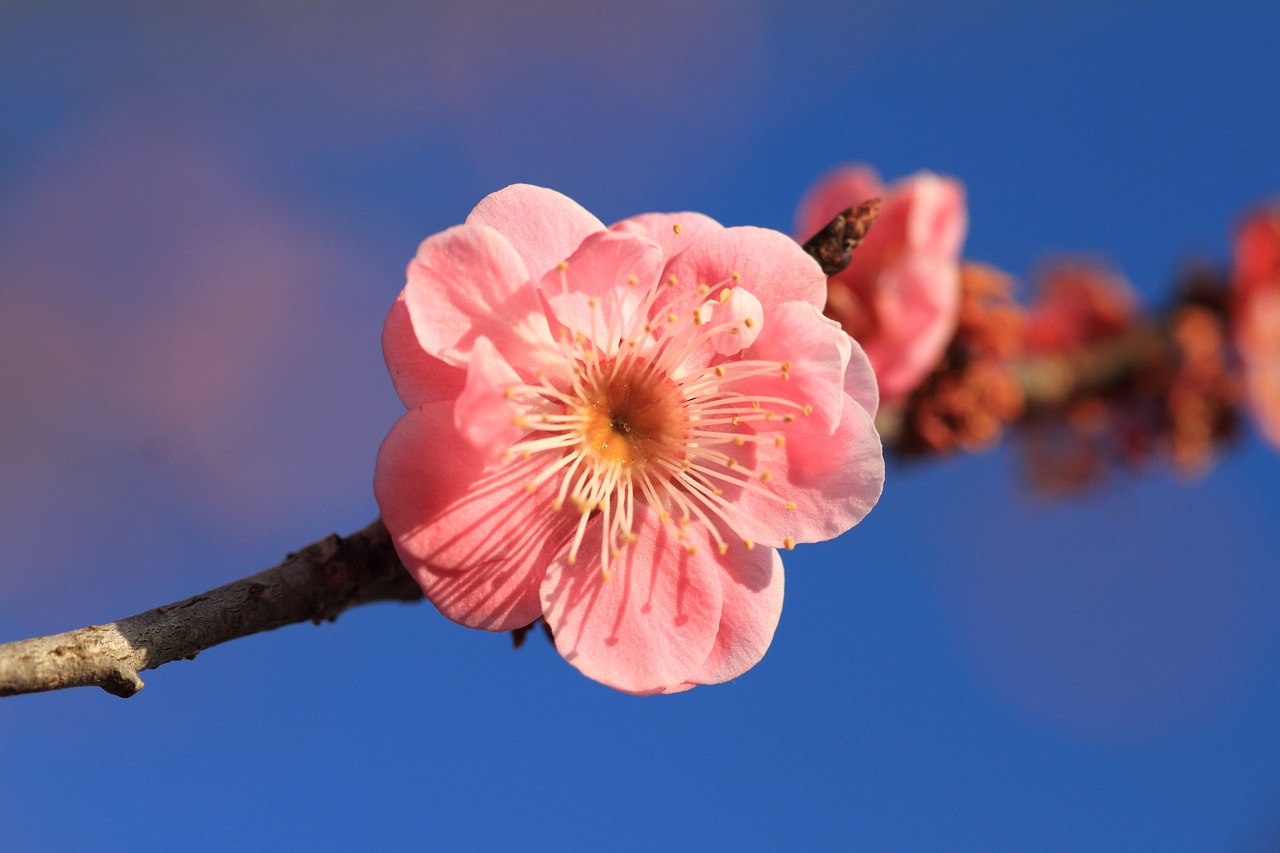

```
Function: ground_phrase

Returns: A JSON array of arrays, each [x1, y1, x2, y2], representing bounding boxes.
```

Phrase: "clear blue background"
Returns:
[[2, 2, 1279, 850]]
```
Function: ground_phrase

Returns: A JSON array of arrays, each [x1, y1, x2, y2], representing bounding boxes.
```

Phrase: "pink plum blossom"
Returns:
[[794, 164, 967, 404], [1232, 205, 1280, 450], [375, 184, 884, 693]]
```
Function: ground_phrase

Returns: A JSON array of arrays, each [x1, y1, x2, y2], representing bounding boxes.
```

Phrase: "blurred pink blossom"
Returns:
[[795, 165, 967, 403], [0, 114, 388, 612], [1232, 205, 1280, 450], [376, 185, 884, 693]]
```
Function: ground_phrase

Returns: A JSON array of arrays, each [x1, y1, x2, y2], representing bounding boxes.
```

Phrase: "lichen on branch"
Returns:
[[0, 519, 420, 699]]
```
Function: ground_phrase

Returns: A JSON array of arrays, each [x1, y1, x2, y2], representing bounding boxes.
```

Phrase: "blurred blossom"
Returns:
[[795, 164, 967, 403], [1022, 259, 1138, 354], [0, 114, 392, 606], [892, 261, 1024, 455], [1016, 260, 1242, 492], [1232, 205, 1280, 450], [119, 0, 768, 186]]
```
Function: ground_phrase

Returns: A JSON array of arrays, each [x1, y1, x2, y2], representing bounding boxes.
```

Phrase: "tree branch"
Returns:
[[0, 518, 421, 699]]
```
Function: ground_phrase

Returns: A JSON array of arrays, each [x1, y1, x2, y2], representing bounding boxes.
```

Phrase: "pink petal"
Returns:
[[843, 336, 880, 419], [1240, 291, 1280, 449], [610, 211, 724, 263], [902, 173, 967, 258], [540, 509, 723, 694], [375, 402, 577, 631], [538, 228, 664, 344], [467, 183, 606, 284], [737, 301, 852, 435], [382, 291, 466, 407], [706, 287, 764, 356], [793, 164, 884, 243], [731, 393, 884, 548], [453, 336, 526, 460], [661, 226, 829, 314], [405, 222, 557, 372], [687, 543, 784, 685], [864, 256, 961, 403]]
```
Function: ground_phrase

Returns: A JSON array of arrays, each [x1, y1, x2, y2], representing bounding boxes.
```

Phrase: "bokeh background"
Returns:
[[3, 2, 1279, 849]]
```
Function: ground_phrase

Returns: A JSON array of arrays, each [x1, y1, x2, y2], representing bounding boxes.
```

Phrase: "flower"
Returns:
[[1232, 205, 1280, 450], [895, 262, 1024, 455], [794, 164, 967, 403], [375, 185, 885, 693], [1022, 259, 1137, 354]]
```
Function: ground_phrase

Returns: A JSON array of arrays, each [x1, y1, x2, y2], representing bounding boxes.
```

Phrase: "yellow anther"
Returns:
[[719, 288, 732, 303], [726, 458, 738, 469], [713, 487, 723, 496], [715, 365, 726, 377], [785, 501, 797, 511], [760, 471, 773, 483], [588, 297, 599, 309], [600, 568, 612, 581], [731, 271, 741, 282], [717, 542, 729, 556], [666, 312, 679, 323], [733, 436, 745, 446], [687, 545, 699, 556], [627, 274, 639, 285], [802, 404, 813, 416], [502, 387, 514, 399], [774, 435, 786, 448], [673, 222, 683, 235], [524, 481, 535, 493], [743, 316, 755, 328], [659, 511, 671, 522], [742, 538, 755, 550], [783, 414, 796, 423], [781, 361, 791, 371], [751, 401, 760, 409], [566, 553, 577, 565], [731, 416, 741, 425], [698, 283, 709, 294], [557, 260, 569, 271], [783, 537, 795, 550], [764, 411, 775, 420], [551, 499, 564, 511], [667, 274, 679, 286]]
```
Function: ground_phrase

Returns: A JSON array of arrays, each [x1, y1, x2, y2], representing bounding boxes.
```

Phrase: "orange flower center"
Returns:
[[580, 361, 687, 468]]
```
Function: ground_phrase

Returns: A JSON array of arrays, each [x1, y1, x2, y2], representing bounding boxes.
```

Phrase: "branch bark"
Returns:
[[0, 518, 421, 699]]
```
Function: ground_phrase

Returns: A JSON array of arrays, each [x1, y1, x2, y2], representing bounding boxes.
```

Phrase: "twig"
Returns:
[[0, 518, 421, 699]]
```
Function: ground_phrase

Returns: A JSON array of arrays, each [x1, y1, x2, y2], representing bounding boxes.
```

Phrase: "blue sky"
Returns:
[[2, 2, 1279, 849]]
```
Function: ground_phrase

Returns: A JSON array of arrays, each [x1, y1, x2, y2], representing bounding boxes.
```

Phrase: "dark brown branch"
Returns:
[[0, 518, 421, 699]]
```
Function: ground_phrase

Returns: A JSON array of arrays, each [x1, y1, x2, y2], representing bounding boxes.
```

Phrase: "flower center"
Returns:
[[580, 361, 686, 468]]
